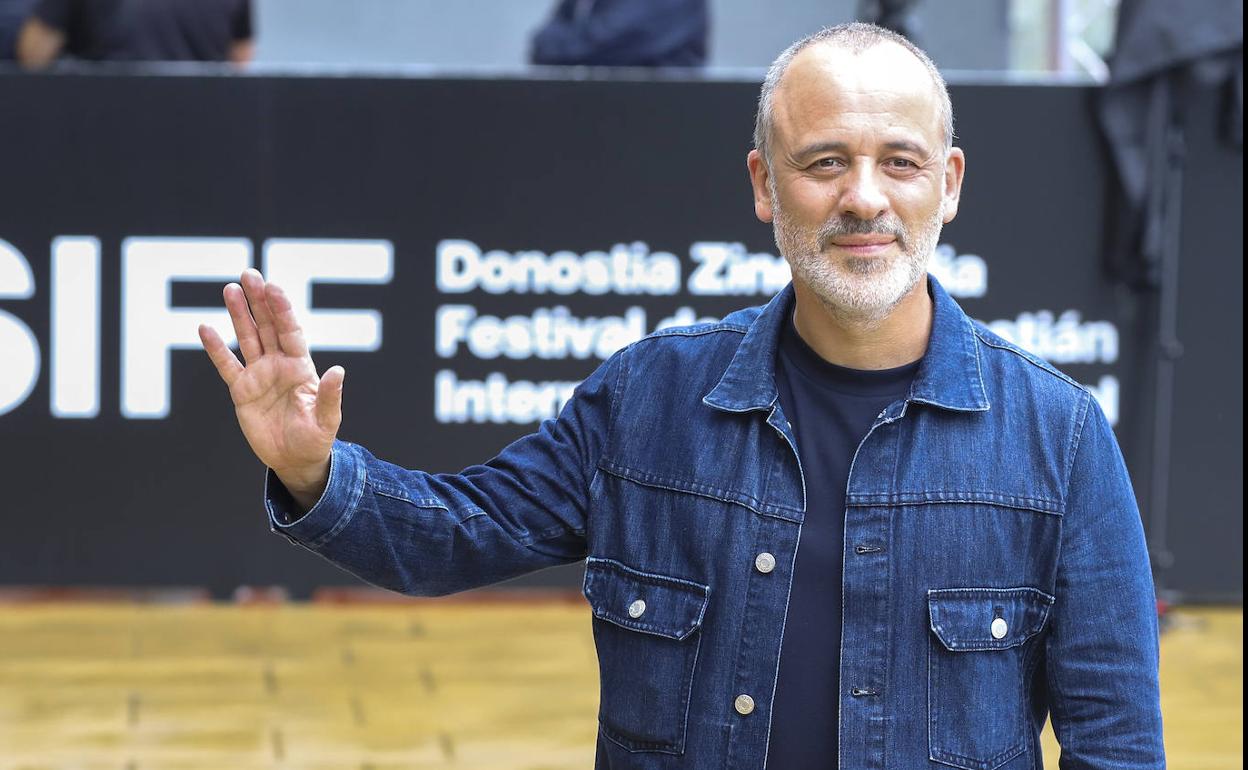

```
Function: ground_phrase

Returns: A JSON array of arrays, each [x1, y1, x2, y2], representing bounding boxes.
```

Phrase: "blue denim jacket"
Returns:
[[268, 276, 1165, 769]]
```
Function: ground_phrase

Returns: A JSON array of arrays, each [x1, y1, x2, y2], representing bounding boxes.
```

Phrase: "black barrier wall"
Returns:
[[0, 72, 1241, 600]]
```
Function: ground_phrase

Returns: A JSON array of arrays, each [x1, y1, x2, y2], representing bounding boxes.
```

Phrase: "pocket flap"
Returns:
[[927, 587, 1055, 651], [584, 557, 710, 641]]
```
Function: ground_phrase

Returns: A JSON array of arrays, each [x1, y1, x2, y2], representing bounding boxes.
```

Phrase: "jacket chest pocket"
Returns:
[[926, 587, 1054, 770], [583, 557, 710, 755]]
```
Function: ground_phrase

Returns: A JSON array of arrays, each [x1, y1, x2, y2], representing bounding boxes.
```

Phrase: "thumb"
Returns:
[[315, 365, 345, 433]]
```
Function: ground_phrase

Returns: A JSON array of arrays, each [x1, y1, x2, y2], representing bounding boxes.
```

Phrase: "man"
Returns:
[[0, 0, 38, 60], [16, 0, 252, 69], [530, 0, 708, 67], [200, 23, 1165, 769]]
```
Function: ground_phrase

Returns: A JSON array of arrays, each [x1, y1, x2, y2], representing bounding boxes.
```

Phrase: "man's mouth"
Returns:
[[828, 236, 897, 255]]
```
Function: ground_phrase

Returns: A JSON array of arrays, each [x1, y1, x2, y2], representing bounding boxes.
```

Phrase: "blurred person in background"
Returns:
[[0, 0, 37, 60], [16, 0, 252, 69], [857, 0, 920, 43], [530, 0, 707, 67]]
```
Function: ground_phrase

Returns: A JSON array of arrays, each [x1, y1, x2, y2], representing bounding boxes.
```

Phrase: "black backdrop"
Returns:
[[0, 71, 1240, 600]]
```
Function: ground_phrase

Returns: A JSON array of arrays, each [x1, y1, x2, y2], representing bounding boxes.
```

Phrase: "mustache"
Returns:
[[817, 215, 907, 249]]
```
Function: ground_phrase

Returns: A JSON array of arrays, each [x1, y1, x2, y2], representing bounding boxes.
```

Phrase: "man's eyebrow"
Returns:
[[792, 141, 849, 159], [882, 140, 930, 155], [791, 139, 932, 158]]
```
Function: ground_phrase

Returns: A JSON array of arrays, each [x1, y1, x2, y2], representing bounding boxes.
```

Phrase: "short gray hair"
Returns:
[[753, 23, 954, 167]]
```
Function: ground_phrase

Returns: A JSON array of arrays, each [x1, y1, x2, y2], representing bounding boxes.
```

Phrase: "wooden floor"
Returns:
[[0, 600, 1239, 769]]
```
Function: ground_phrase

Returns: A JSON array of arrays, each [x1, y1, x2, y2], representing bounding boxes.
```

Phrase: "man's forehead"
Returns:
[[773, 41, 942, 140]]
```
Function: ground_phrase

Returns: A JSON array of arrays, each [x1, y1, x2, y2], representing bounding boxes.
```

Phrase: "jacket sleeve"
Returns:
[[265, 352, 621, 597], [1046, 393, 1166, 767], [530, 0, 706, 66]]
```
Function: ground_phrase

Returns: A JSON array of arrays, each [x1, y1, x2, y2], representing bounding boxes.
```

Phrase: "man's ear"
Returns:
[[941, 147, 965, 224], [747, 150, 774, 223]]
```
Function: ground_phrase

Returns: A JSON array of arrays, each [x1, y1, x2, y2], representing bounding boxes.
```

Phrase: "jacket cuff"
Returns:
[[265, 440, 364, 547]]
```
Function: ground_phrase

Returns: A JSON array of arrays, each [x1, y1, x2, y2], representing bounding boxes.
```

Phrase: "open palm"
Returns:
[[198, 269, 344, 503]]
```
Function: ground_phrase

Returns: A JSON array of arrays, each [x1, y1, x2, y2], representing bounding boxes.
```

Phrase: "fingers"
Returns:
[[265, 282, 310, 359], [315, 365, 345, 434], [198, 323, 244, 386], [223, 283, 264, 364], [225, 270, 308, 364], [240, 269, 281, 355]]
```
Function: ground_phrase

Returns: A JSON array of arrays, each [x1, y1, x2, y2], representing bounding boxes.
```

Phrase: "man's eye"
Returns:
[[888, 158, 917, 169], [814, 158, 844, 169]]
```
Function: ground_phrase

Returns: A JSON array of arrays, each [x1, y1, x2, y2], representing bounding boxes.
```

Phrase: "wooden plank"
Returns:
[[0, 603, 1237, 769]]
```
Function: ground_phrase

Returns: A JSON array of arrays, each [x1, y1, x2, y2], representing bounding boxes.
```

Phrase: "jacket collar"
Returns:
[[702, 275, 990, 414]]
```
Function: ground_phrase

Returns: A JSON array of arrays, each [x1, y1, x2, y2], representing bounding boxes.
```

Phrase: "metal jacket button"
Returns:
[[754, 552, 776, 574], [991, 617, 1008, 639], [628, 599, 646, 618], [734, 694, 755, 715]]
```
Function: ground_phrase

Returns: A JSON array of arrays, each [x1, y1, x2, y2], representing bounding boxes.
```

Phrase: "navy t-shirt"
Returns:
[[33, 0, 251, 62], [767, 312, 919, 768]]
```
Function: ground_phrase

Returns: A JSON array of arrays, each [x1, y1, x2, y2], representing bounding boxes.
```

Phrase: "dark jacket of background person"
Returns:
[[17, 0, 251, 67], [531, 0, 707, 67], [1097, 0, 1242, 287], [0, 0, 37, 59]]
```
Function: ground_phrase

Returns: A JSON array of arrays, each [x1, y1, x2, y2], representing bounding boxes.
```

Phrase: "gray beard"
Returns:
[[772, 198, 943, 326]]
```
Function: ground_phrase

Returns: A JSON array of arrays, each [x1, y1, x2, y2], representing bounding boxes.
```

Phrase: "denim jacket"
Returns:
[[267, 276, 1165, 769]]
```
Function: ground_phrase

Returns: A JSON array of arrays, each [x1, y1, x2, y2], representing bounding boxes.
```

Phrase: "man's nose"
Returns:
[[838, 164, 890, 221]]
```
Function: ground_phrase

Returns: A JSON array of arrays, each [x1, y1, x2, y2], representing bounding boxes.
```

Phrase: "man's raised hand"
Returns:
[[198, 269, 344, 511]]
